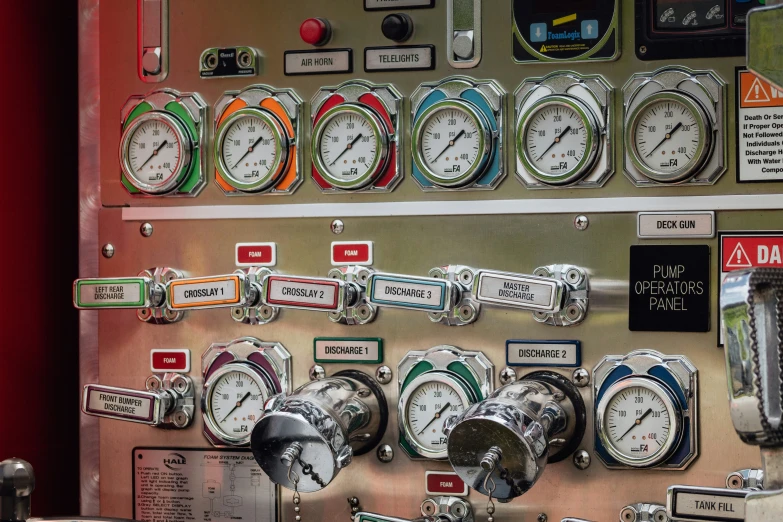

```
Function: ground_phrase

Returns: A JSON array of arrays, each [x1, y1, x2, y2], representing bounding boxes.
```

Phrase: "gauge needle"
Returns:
[[417, 402, 451, 435], [329, 133, 364, 166], [432, 130, 465, 162], [645, 122, 683, 157], [233, 135, 265, 169], [139, 140, 168, 168], [221, 392, 251, 423], [536, 126, 571, 161], [618, 408, 653, 441]]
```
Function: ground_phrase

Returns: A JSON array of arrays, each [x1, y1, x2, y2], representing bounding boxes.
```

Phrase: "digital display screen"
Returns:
[[654, 0, 727, 30], [531, 0, 599, 15]]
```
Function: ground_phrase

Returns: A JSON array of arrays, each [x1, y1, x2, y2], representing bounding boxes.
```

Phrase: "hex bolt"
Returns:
[[140, 222, 153, 237], [376, 444, 394, 463], [499, 367, 517, 385], [572, 449, 591, 470], [309, 364, 325, 381], [572, 368, 590, 387], [101, 244, 115, 258], [375, 365, 392, 385], [330, 219, 344, 235], [574, 215, 589, 231]]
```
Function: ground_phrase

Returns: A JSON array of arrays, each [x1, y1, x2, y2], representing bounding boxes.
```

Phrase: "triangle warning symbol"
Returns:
[[726, 242, 753, 268], [744, 76, 771, 104], [540, 45, 547, 52]]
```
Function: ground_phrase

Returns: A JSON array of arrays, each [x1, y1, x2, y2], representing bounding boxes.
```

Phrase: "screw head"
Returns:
[[499, 367, 517, 385], [574, 215, 589, 231], [331, 219, 344, 235], [101, 243, 115, 258], [537, 514, 548, 522], [573, 449, 591, 470], [140, 222, 154, 237], [309, 364, 326, 381], [375, 365, 393, 385], [572, 368, 590, 387], [376, 444, 394, 463]]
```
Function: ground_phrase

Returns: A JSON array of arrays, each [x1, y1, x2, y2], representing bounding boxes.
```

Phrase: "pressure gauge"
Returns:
[[120, 111, 193, 195], [412, 99, 492, 188], [311, 104, 390, 190], [214, 107, 290, 193], [399, 371, 476, 459], [202, 363, 274, 446], [626, 91, 711, 183], [596, 377, 682, 468], [517, 95, 600, 185]]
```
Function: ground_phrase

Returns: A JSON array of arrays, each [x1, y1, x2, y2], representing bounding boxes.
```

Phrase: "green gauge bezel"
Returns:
[[119, 111, 193, 195], [412, 99, 492, 188], [214, 107, 289, 193], [517, 95, 600, 186], [311, 103, 389, 190], [625, 91, 712, 184]]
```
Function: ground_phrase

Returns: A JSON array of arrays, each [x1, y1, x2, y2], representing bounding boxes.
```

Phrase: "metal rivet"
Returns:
[[375, 365, 392, 385], [639, 45, 647, 55], [537, 514, 548, 522], [572, 368, 590, 387], [499, 367, 517, 385], [101, 243, 115, 258], [330, 219, 344, 235], [309, 365, 325, 381], [376, 444, 394, 463], [574, 215, 589, 231], [573, 449, 591, 470], [140, 222, 154, 237]]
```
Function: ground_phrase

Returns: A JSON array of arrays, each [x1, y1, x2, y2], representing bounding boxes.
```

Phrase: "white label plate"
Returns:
[[672, 491, 745, 520], [637, 212, 715, 239], [86, 387, 153, 421], [371, 277, 445, 310], [284, 50, 352, 75], [314, 338, 383, 363], [477, 273, 556, 310], [171, 279, 238, 306], [133, 448, 275, 522], [267, 278, 338, 308], [506, 341, 581, 367], [365, 46, 434, 71]]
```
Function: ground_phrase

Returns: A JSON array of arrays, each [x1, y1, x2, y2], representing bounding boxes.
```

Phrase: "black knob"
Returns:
[[381, 13, 413, 43]]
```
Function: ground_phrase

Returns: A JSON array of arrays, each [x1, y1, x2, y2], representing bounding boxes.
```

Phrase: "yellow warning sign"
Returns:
[[739, 70, 783, 108]]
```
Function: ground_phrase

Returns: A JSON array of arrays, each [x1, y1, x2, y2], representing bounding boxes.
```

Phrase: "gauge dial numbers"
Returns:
[[399, 372, 474, 459], [412, 100, 492, 188], [203, 364, 272, 446], [311, 104, 389, 190], [214, 108, 289, 193], [596, 377, 682, 468], [120, 111, 193, 195], [518, 96, 600, 185], [626, 91, 711, 183]]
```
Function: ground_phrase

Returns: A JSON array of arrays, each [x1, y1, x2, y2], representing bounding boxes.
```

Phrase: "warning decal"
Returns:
[[736, 67, 783, 182], [718, 232, 783, 345]]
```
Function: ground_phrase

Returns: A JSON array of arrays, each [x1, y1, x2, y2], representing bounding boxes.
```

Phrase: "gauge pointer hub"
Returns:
[[140, 140, 169, 169], [645, 122, 683, 158], [329, 133, 364, 166], [433, 130, 465, 162], [618, 407, 653, 441], [221, 391, 251, 423], [536, 126, 571, 161], [417, 402, 451, 436]]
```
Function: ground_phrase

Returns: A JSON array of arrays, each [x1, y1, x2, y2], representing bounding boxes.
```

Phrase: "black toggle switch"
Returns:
[[381, 13, 413, 43]]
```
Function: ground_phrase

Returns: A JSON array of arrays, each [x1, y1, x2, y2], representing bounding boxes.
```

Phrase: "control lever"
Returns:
[[718, 267, 783, 520], [443, 371, 586, 501], [81, 373, 194, 428], [356, 496, 473, 522], [250, 370, 387, 492]]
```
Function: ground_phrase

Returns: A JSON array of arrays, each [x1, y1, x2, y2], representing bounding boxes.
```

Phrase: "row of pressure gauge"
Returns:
[[118, 66, 727, 197]]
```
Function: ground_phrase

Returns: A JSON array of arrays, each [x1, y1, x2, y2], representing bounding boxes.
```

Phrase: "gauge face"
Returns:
[[628, 92, 710, 183], [121, 112, 191, 194], [312, 105, 386, 189], [216, 109, 286, 191], [413, 101, 489, 187], [400, 373, 473, 458], [205, 365, 269, 444], [519, 97, 598, 185], [598, 378, 680, 467]]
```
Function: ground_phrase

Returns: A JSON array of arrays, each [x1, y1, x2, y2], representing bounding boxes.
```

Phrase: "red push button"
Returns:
[[300, 18, 331, 46], [424, 471, 468, 496], [331, 241, 373, 266], [150, 349, 190, 373]]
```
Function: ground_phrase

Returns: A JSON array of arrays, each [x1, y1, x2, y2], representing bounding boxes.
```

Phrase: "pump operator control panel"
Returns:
[[74, 1, 783, 522]]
